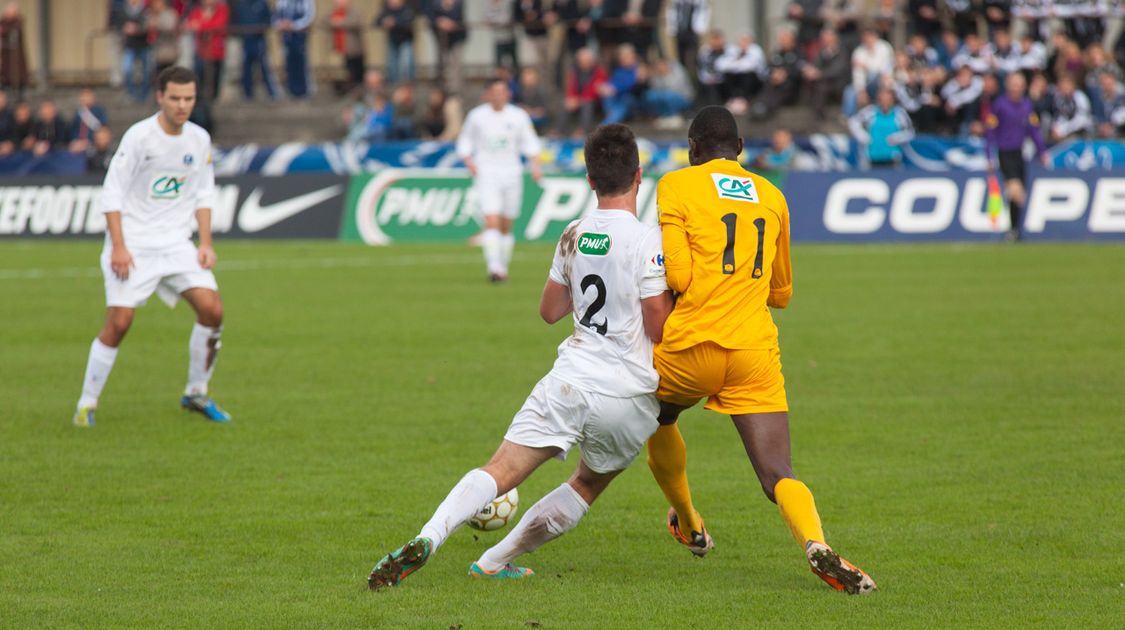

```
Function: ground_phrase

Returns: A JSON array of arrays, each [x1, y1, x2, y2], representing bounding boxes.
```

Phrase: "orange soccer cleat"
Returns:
[[805, 541, 876, 595], [667, 507, 715, 557]]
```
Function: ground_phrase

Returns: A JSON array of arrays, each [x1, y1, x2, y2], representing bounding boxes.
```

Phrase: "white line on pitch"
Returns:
[[0, 252, 543, 281]]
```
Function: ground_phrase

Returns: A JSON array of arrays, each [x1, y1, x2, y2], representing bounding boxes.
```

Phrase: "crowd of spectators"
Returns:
[[4, 1, 1125, 152], [0, 88, 115, 172]]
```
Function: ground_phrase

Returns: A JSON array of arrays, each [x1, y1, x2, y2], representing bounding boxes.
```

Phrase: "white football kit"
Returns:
[[505, 209, 669, 473], [100, 114, 217, 308], [455, 103, 541, 219]]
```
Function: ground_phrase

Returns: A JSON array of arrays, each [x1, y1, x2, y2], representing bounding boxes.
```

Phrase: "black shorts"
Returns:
[[998, 150, 1026, 183]]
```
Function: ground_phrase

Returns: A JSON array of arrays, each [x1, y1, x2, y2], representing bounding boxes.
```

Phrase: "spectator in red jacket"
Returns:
[[187, 0, 229, 102], [562, 47, 607, 136]]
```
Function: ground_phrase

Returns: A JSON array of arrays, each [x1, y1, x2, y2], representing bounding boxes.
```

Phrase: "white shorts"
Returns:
[[476, 175, 523, 220], [102, 242, 218, 309], [505, 373, 660, 474]]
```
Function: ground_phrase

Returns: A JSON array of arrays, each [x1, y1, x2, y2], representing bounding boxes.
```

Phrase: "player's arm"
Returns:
[[455, 111, 477, 176], [520, 111, 543, 183], [104, 211, 133, 280], [639, 226, 673, 343], [539, 279, 572, 323], [101, 128, 139, 280], [540, 230, 574, 323], [657, 178, 692, 293], [641, 292, 673, 343], [195, 149, 218, 269], [767, 200, 793, 309]]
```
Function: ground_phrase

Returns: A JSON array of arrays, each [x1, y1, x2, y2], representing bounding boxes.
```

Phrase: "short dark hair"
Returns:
[[584, 124, 639, 197], [688, 106, 740, 155], [157, 66, 197, 93]]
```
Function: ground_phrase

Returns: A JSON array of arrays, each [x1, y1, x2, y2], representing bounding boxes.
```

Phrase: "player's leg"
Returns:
[[496, 178, 522, 277], [730, 410, 873, 594], [648, 343, 720, 554], [473, 388, 653, 578], [74, 307, 135, 426], [170, 249, 231, 421], [368, 440, 558, 590], [472, 460, 616, 578], [478, 173, 508, 282], [74, 249, 161, 426]]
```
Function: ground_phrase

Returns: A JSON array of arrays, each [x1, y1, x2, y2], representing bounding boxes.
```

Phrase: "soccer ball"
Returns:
[[468, 488, 519, 531]]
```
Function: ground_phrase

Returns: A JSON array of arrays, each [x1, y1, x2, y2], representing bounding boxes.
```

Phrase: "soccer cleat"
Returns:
[[368, 537, 433, 591], [806, 541, 876, 595], [73, 406, 96, 428], [180, 394, 232, 422], [468, 562, 534, 580], [667, 507, 714, 557], [488, 272, 508, 284]]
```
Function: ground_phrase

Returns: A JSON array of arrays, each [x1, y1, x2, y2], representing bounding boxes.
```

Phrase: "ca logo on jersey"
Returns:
[[711, 173, 759, 203], [577, 232, 611, 256], [150, 174, 187, 200]]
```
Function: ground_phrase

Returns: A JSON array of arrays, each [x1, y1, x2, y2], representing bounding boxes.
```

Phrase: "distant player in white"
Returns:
[[368, 124, 673, 588], [456, 77, 543, 282], [72, 67, 231, 427]]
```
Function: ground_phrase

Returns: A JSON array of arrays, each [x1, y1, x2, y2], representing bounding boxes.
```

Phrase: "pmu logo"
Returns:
[[711, 173, 759, 203], [577, 232, 611, 256], [150, 174, 186, 200]]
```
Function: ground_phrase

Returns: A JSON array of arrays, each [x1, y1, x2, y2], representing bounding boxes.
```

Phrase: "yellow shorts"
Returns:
[[654, 341, 788, 415]]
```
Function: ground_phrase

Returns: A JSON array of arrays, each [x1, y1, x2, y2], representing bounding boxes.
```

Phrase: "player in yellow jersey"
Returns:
[[646, 107, 875, 594]]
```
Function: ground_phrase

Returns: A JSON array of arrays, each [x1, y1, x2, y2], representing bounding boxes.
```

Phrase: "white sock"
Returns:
[[418, 469, 498, 552], [186, 322, 222, 396], [499, 232, 515, 275], [78, 339, 118, 409], [482, 228, 503, 276], [475, 482, 589, 572]]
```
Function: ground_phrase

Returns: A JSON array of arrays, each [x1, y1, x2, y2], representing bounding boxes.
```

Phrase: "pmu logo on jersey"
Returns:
[[577, 232, 611, 256], [149, 174, 187, 201], [712, 173, 759, 203]]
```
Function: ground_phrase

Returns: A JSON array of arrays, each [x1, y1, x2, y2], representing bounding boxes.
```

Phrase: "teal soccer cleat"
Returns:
[[368, 537, 433, 591], [180, 395, 232, 422], [468, 562, 534, 580]]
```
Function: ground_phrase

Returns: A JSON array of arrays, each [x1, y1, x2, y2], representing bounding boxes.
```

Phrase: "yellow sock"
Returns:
[[774, 478, 825, 548], [646, 424, 704, 534]]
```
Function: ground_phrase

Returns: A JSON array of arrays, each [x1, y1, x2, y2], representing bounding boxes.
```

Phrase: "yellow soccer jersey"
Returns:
[[658, 158, 792, 352]]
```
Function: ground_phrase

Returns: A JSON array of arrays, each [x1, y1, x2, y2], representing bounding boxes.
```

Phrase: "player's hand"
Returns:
[[111, 247, 134, 281], [198, 245, 217, 270], [465, 160, 478, 177], [1040, 154, 1050, 168], [530, 162, 543, 184]]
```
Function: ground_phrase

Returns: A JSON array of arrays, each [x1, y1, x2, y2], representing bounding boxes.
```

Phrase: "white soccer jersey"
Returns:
[[100, 114, 216, 252], [455, 103, 541, 179], [547, 209, 668, 398]]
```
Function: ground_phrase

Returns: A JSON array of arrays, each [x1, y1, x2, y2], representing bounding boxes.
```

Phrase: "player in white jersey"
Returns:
[[72, 67, 231, 427], [368, 124, 672, 588], [456, 77, 543, 282]]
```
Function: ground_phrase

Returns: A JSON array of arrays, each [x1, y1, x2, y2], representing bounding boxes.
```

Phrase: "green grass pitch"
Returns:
[[2, 240, 1123, 628]]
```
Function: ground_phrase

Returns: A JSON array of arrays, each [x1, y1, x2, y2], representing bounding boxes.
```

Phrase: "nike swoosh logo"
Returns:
[[237, 185, 343, 232]]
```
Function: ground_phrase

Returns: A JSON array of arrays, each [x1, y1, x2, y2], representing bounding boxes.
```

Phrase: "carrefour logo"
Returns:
[[712, 173, 759, 203], [577, 232, 611, 255], [150, 174, 186, 200]]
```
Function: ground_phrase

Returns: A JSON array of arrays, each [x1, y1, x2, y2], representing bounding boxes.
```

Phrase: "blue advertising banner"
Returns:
[[783, 167, 1125, 242]]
